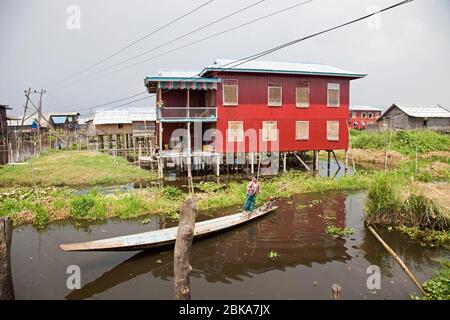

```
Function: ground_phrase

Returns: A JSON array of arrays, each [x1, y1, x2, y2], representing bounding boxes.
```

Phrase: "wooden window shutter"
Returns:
[[268, 86, 282, 106], [296, 121, 309, 140], [296, 83, 310, 107], [223, 80, 238, 106], [228, 121, 243, 142], [263, 121, 277, 141], [327, 121, 340, 141], [327, 83, 340, 107]]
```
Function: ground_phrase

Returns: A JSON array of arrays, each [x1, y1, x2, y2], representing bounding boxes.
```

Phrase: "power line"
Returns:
[[224, 0, 414, 71], [71, 0, 315, 85], [64, 0, 413, 115], [72, 91, 149, 112], [52, 0, 214, 85], [149, 0, 413, 107], [164, 0, 414, 84], [62, 0, 267, 87]]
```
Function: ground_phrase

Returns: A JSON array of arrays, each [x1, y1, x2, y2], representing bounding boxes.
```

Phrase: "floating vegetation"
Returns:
[[325, 224, 354, 238], [268, 250, 279, 259]]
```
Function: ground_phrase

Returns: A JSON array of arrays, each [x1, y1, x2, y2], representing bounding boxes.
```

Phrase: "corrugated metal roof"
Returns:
[[200, 58, 367, 78], [145, 70, 221, 83], [157, 70, 200, 78], [350, 105, 383, 112], [78, 116, 93, 124], [93, 107, 156, 125], [7, 118, 36, 126], [384, 104, 450, 118], [45, 111, 80, 116]]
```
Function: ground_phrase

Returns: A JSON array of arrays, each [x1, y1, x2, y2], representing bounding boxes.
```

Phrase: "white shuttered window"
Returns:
[[262, 121, 278, 141], [228, 121, 243, 142], [327, 83, 340, 107], [327, 121, 340, 141], [268, 86, 282, 106], [296, 121, 309, 140]]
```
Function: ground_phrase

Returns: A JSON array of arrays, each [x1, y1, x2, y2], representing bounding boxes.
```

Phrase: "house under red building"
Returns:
[[145, 59, 366, 176], [348, 105, 382, 130]]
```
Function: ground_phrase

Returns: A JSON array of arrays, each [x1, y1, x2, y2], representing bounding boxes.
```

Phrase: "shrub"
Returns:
[[32, 203, 49, 228], [365, 174, 402, 226], [161, 186, 183, 199], [69, 191, 106, 220], [114, 194, 146, 218]]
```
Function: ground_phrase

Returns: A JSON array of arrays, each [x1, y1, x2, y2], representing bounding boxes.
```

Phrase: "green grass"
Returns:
[[69, 191, 107, 220], [3, 170, 372, 227], [0, 150, 157, 187], [365, 173, 450, 231], [351, 129, 450, 155]]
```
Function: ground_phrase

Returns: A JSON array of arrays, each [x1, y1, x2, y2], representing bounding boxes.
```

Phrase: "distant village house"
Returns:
[[378, 104, 450, 131], [348, 105, 382, 130]]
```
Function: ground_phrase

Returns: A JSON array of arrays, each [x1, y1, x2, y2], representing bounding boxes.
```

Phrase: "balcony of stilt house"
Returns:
[[145, 72, 221, 177]]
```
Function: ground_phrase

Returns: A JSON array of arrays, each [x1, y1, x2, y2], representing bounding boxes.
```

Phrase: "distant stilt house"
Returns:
[[87, 107, 156, 152], [45, 112, 80, 131], [6, 115, 40, 136], [348, 105, 382, 130], [378, 104, 450, 131], [145, 58, 366, 176]]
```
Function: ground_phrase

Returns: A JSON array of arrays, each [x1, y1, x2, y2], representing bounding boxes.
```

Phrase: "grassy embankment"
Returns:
[[0, 165, 371, 227], [0, 150, 156, 187], [353, 130, 450, 248]]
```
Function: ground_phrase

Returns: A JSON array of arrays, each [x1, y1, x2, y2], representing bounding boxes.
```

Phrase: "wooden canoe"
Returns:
[[60, 202, 277, 252]]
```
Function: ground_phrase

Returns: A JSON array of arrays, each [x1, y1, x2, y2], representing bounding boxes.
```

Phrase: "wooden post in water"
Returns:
[[327, 150, 331, 177], [0, 217, 14, 300], [316, 150, 320, 175], [331, 284, 342, 300], [174, 197, 197, 300]]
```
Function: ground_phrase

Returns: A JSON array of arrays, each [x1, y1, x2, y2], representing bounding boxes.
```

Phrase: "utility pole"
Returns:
[[36, 89, 45, 156], [18, 88, 32, 160]]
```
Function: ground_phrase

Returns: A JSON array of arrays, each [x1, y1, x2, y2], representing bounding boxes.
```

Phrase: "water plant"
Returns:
[[325, 224, 354, 238]]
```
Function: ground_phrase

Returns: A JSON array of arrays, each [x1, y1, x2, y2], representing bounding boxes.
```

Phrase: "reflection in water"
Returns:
[[11, 191, 449, 300]]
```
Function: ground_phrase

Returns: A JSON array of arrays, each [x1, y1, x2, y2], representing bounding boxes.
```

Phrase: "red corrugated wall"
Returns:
[[214, 72, 351, 153]]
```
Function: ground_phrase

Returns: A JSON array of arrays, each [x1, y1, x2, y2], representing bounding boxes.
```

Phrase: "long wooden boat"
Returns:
[[60, 202, 277, 252]]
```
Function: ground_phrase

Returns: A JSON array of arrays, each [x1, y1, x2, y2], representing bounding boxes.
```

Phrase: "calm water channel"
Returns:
[[11, 191, 449, 299]]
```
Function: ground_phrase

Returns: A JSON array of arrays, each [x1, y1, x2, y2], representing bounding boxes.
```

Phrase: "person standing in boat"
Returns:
[[243, 176, 260, 214]]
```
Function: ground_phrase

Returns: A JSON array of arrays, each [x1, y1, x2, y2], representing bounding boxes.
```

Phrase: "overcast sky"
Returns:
[[1, 0, 449, 116]]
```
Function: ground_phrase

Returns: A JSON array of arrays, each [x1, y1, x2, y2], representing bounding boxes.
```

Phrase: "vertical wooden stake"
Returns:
[[327, 151, 331, 177], [316, 150, 320, 174], [331, 284, 342, 300], [344, 149, 349, 175], [283, 152, 287, 173], [384, 130, 393, 171], [174, 197, 197, 300], [0, 217, 15, 300], [250, 152, 254, 175], [415, 146, 418, 173], [216, 154, 220, 177]]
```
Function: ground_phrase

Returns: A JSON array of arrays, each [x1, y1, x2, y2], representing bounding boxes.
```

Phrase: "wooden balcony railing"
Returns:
[[158, 107, 217, 121]]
